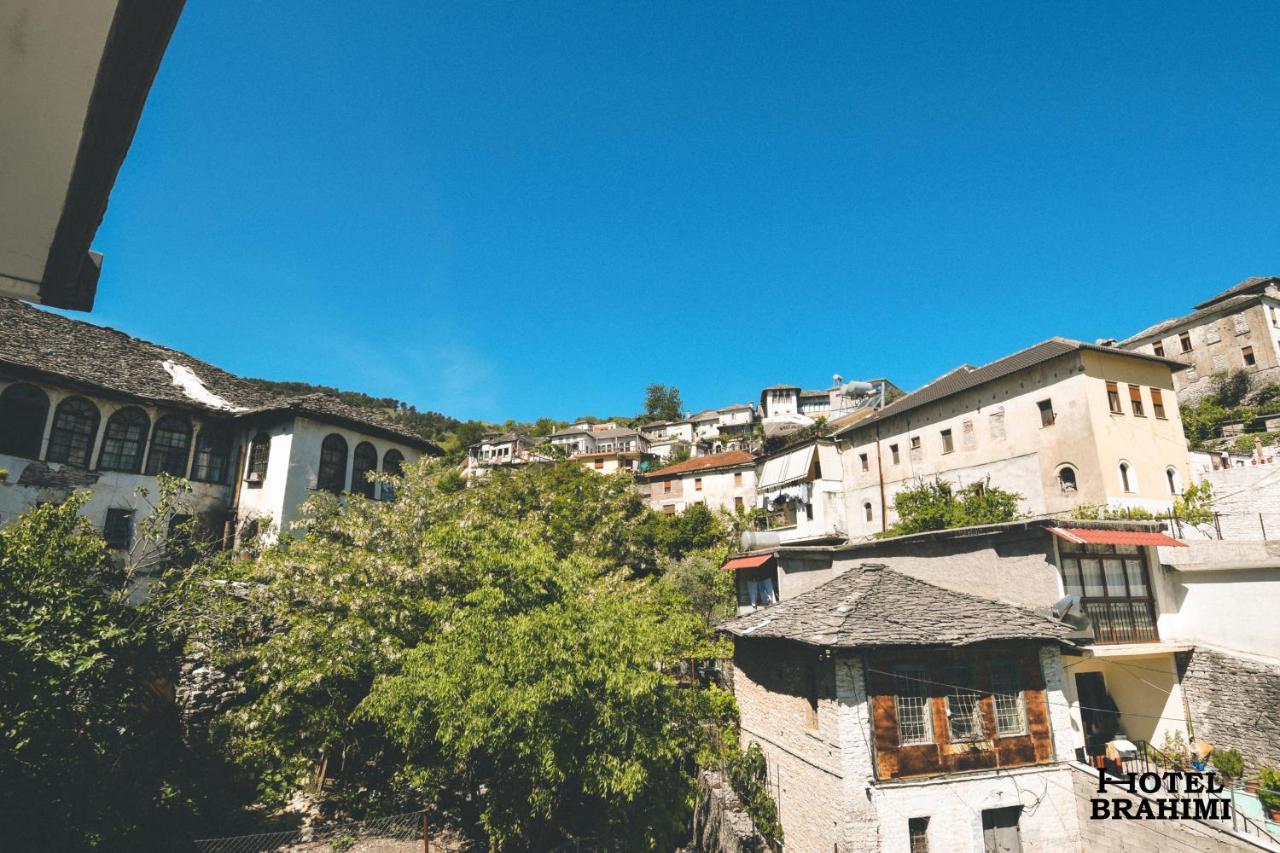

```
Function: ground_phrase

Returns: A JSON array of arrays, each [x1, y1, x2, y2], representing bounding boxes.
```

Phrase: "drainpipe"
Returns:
[[874, 423, 888, 533]]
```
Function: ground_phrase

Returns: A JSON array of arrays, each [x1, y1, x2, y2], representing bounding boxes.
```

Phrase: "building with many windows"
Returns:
[[0, 299, 438, 561], [643, 449, 756, 515], [834, 338, 1191, 538], [1117, 275, 1280, 402]]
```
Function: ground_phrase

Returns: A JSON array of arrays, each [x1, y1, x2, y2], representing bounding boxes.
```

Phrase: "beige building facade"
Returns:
[[835, 339, 1190, 538]]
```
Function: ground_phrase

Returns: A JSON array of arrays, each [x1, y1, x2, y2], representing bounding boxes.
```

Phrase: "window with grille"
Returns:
[[351, 441, 378, 498], [1128, 385, 1144, 417], [892, 665, 933, 745], [191, 428, 232, 484], [246, 432, 271, 484], [1150, 388, 1166, 419], [988, 661, 1026, 736], [908, 817, 930, 853], [0, 383, 50, 459], [145, 415, 192, 476], [1058, 544, 1158, 643], [944, 665, 984, 741], [46, 396, 100, 468], [1106, 381, 1122, 414], [103, 508, 134, 550], [317, 434, 348, 493], [98, 407, 149, 472]]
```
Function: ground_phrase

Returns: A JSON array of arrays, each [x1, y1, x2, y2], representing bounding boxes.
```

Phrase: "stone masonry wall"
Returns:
[[1179, 646, 1280, 773]]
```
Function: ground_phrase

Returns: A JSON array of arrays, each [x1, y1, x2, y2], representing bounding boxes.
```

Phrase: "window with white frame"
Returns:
[[988, 661, 1027, 737], [892, 665, 933, 745], [943, 664, 984, 741]]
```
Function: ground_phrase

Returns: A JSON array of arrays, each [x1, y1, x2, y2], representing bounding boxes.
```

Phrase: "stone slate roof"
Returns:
[[0, 298, 439, 452], [1193, 276, 1279, 310], [834, 337, 1184, 436], [719, 563, 1073, 649], [1120, 294, 1261, 345]]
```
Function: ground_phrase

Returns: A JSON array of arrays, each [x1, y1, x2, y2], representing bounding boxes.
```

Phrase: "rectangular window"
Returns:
[[663, 479, 672, 493], [890, 444, 900, 464], [860, 452, 869, 472], [892, 665, 933, 745], [1057, 546, 1158, 644], [910, 436, 921, 450], [1106, 381, 1123, 414], [1037, 399, 1055, 427], [1243, 345, 1256, 366], [1179, 331, 1192, 352], [909, 817, 930, 853], [734, 496, 744, 511], [103, 508, 134, 550], [1129, 385, 1145, 417], [734, 472, 743, 486], [695, 477, 703, 491], [594, 458, 604, 469], [944, 665, 984, 741], [988, 661, 1027, 737], [940, 429, 953, 454], [1151, 388, 1166, 419], [1152, 340, 1164, 357], [662, 504, 675, 515]]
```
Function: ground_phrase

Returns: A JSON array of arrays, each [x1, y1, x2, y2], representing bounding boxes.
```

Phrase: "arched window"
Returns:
[[1058, 466, 1078, 493], [351, 441, 378, 498], [97, 407, 150, 472], [382, 449, 405, 500], [1119, 461, 1134, 493], [1166, 466, 1181, 496], [246, 432, 271, 485], [46, 396, 100, 467], [191, 428, 232, 484], [146, 414, 192, 476], [0, 383, 50, 458], [864, 501, 873, 522], [317, 433, 348, 493]]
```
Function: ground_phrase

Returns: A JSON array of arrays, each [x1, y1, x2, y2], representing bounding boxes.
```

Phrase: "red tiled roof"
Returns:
[[1047, 527, 1187, 548], [722, 554, 775, 571], [648, 450, 756, 478]]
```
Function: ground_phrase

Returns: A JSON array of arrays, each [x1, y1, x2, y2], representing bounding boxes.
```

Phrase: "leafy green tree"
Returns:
[[1212, 369, 1252, 407], [0, 497, 186, 850], [644, 384, 684, 422], [171, 460, 733, 848], [885, 477, 1022, 536]]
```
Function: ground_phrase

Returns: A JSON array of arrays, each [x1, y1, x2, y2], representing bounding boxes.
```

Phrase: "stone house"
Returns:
[[1117, 276, 1280, 403], [834, 338, 1191, 536], [644, 449, 756, 515], [546, 423, 656, 473], [462, 432, 547, 480], [720, 563, 1082, 852], [727, 517, 1280, 780], [0, 298, 439, 561]]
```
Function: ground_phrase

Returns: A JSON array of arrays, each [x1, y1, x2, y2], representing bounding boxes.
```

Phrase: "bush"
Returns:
[[1069, 504, 1156, 521], [883, 477, 1022, 537], [1212, 370, 1252, 407], [1258, 767, 1280, 814], [726, 742, 781, 844], [1211, 748, 1245, 783]]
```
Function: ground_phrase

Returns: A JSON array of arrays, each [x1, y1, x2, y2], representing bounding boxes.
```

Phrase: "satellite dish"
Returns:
[[1051, 594, 1093, 632]]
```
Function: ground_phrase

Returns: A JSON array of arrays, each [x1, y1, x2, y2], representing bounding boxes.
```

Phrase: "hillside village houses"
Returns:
[[643, 450, 756, 515], [1116, 275, 1280, 403], [0, 299, 439, 567]]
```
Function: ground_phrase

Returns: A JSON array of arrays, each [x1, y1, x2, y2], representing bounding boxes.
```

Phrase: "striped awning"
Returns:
[[1047, 527, 1187, 548]]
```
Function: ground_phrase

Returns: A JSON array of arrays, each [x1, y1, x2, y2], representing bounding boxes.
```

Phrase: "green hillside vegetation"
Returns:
[[1180, 370, 1280, 451]]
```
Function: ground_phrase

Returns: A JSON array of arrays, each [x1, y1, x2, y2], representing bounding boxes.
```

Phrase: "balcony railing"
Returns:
[[1082, 599, 1159, 644]]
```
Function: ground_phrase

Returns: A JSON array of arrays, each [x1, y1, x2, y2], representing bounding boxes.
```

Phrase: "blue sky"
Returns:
[[82, 2, 1280, 423]]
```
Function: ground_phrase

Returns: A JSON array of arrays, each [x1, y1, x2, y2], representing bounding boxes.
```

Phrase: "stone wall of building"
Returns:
[[691, 770, 768, 853], [1179, 646, 1280, 773], [1069, 764, 1259, 852]]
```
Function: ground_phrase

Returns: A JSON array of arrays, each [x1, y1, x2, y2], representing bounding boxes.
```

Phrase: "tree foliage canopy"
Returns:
[[170, 460, 735, 850], [884, 477, 1022, 536], [643, 384, 684, 422]]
